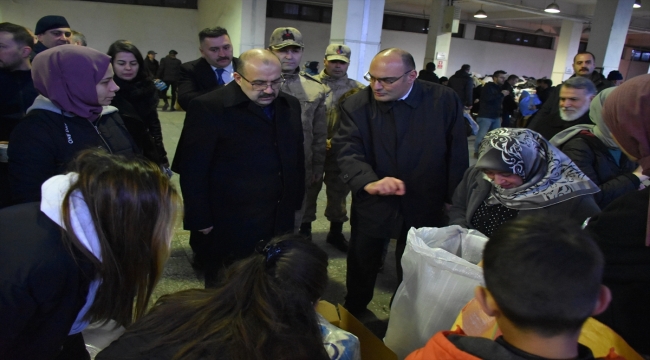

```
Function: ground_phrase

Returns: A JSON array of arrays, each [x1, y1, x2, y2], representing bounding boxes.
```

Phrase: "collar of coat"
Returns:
[[374, 79, 423, 113]]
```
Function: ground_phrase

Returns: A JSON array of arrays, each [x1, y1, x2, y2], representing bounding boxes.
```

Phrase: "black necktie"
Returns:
[[216, 68, 225, 85]]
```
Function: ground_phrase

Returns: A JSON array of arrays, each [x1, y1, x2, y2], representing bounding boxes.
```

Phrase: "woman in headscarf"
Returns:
[[107, 40, 169, 170], [8, 44, 138, 205], [449, 128, 600, 237], [550, 87, 646, 209], [0, 149, 181, 359], [585, 74, 650, 355]]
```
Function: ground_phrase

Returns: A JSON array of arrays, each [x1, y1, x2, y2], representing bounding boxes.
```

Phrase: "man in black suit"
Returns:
[[174, 49, 305, 287], [177, 27, 237, 110]]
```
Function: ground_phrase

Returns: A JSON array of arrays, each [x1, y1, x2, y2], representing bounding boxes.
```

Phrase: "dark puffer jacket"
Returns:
[[8, 97, 138, 204], [560, 131, 639, 209]]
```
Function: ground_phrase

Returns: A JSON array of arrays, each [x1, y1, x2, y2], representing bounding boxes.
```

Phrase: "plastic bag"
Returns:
[[384, 226, 487, 359], [318, 313, 361, 360]]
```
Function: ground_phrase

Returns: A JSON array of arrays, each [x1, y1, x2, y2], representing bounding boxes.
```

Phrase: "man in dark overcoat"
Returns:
[[333, 48, 468, 314], [174, 49, 305, 287]]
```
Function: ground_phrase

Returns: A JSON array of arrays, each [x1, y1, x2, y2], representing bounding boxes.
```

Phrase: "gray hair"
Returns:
[[563, 76, 597, 96], [70, 30, 87, 46]]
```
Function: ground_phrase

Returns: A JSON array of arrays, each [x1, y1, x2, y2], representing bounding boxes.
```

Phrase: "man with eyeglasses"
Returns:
[[333, 48, 469, 315], [302, 44, 364, 252], [173, 49, 305, 288], [30, 15, 71, 61], [268, 27, 328, 238]]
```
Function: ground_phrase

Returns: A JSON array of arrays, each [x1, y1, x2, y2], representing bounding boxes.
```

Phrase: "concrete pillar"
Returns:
[[551, 20, 582, 85], [587, 0, 634, 76], [330, 0, 386, 84], [424, 0, 452, 77], [197, 0, 267, 55]]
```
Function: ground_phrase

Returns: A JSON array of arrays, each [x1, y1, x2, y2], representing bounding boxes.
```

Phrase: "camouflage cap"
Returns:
[[325, 44, 351, 63], [269, 27, 304, 49]]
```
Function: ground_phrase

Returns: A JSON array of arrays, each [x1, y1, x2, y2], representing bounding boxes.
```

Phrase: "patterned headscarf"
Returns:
[[476, 128, 599, 210], [602, 74, 650, 246], [32, 45, 111, 119]]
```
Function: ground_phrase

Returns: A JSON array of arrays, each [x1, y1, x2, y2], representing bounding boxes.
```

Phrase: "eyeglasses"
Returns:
[[48, 30, 72, 38], [364, 70, 413, 85], [238, 74, 285, 91]]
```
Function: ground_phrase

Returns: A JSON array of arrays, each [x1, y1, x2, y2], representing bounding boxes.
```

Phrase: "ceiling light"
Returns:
[[474, 5, 487, 18], [535, 28, 545, 34], [544, 2, 561, 13], [633, 0, 641, 8]]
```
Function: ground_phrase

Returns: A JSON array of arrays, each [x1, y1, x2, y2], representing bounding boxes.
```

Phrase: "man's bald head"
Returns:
[[374, 48, 416, 72], [367, 48, 417, 102], [236, 49, 281, 78]]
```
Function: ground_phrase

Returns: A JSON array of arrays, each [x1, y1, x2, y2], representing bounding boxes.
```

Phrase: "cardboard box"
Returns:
[[317, 301, 398, 360]]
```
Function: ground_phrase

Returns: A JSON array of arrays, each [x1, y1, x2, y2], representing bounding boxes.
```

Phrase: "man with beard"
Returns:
[[529, 52, 609, 131], [0, 22, 38, 208], [268, 27, 328, 237], [30, 16, 71, 60], [173, 49, 305, 287], [177, 27, 237, 110], [531, 76, 596, 140]]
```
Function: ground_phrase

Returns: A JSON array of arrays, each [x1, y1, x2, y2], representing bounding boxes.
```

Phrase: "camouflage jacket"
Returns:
[[314, 70, 365, 139]]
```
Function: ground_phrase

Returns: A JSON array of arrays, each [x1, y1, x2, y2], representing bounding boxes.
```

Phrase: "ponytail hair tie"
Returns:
[[256, 240, 285, 267]]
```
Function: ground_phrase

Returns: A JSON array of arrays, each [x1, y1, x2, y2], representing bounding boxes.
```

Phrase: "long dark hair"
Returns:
[[123, 235, 331, 360], [107, 39, 152, 81], [61, 149, 182, 326]]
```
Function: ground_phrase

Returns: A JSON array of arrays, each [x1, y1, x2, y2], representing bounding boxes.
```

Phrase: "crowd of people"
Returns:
[[0, 12, 649, 360]]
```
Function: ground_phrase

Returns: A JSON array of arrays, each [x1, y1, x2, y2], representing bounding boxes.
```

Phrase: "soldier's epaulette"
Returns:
[[300, 72, 323, 84]]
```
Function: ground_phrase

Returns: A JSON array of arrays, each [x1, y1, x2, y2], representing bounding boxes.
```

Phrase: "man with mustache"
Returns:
[[173, 49, 305, 287], [174, 27, 238, 269], [531, 76, 596, 140], [177, 27, 237, 110], [529, 52, 610, 138], [268, 27, 328, 238], [30, 15, 71, 61]]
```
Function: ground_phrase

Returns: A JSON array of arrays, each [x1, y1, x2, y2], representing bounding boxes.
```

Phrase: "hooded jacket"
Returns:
[[8, 96, 137, 204]]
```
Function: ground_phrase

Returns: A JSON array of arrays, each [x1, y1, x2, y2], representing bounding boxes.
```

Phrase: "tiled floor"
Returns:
[[151, 108, 476, 338]]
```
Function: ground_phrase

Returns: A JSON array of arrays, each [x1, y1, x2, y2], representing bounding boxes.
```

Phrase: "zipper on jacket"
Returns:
[[92, 115, 113, 154]]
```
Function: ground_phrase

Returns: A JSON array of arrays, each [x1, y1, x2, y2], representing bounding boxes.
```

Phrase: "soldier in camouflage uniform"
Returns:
[[268, 27, 328, 238], [303, 44, 364, 252]]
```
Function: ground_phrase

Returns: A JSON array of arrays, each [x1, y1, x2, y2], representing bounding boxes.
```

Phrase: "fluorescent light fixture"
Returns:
[[633, 0, 641, 8], [545, 2, 561, 13], [474, 5, 487, 18]]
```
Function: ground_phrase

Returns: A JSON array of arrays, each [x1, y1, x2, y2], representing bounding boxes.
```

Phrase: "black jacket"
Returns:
[[29, 41, 48, 62], [0, 68, 38, 141], [112, 76, 168, 165], [333, 80, 468, 237], [0, 202, 94, 359], [177, 57, 238, 110], [477, 82, 504, 119], [448, 70, 473, 107], [586, 187, 650, 354], [144, 58, 159, 78], [529, 108, 591, 141], [501, 82, 517, 115], [559, 132, 638, 209], [417, 70, 439, 84], [8, 101, 137, 204], [173, 82, 305, 259], [157, 56, 182, 83]]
